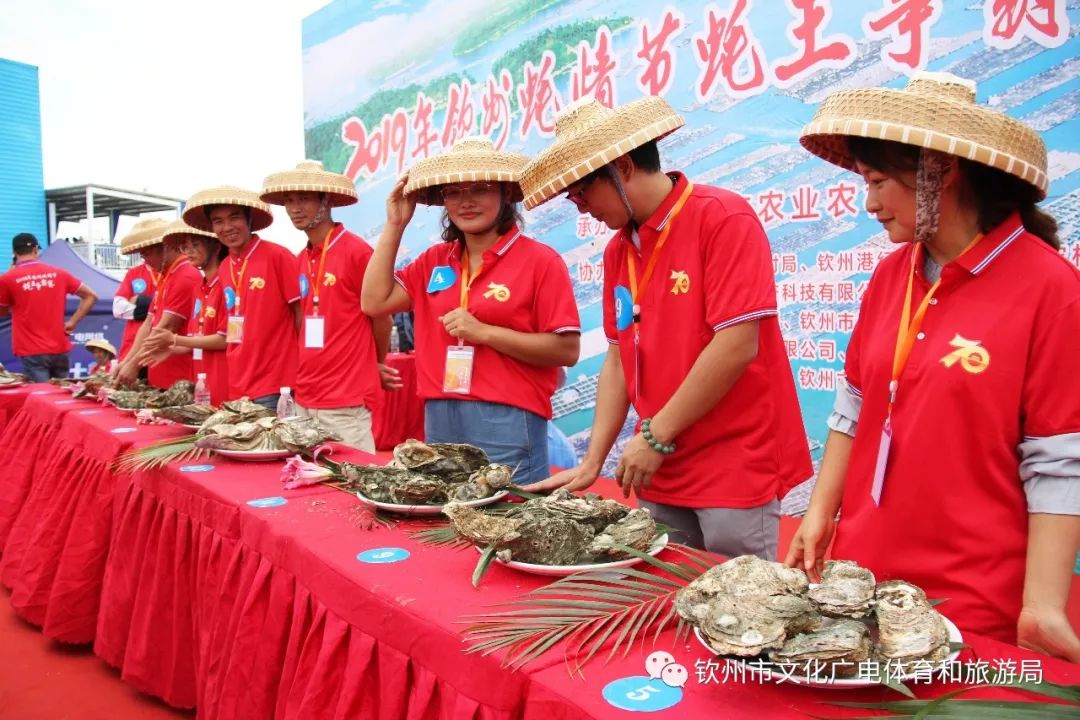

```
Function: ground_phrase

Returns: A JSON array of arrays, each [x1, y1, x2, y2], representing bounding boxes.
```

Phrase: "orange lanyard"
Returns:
[[459, 248, 478, 311], [197, 276, 218, 330], [146, 266, 161, 289], [307, 226, 338, 316], [888, 235, 982, 414], [153, 256, 187, 314], [229, 238, 259, 314], [626, 182, 694, 336]]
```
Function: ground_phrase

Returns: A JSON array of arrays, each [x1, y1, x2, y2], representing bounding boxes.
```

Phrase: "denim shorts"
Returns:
[[424, 399, 548, 485], [21, 353, 71, 383]]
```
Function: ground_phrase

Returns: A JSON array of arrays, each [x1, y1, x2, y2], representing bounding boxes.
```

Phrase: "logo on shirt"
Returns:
[[669, 270, 690, 295], [427, 265, 457, 293], [483, 282, 510, 302], [614, 285, 634, 332], [249, 277, 266, 290], [224, 286, 237, 310], [299, 273, 309, 299], [940, 334, 990, 374], [132, 278, 148, 294], [205, 307, 217, 319], [323, 272, 337, 287]]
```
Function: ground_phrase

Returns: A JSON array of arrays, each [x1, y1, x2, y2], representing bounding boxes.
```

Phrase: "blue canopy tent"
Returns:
[[0, 241, 124, 377]]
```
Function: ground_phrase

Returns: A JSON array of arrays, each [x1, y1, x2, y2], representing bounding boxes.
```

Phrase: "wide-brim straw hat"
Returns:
[[182, 186, 274, 232], [404, 136, 529, 205], [119, 218, 169, 255], [800, 71, 1048, 199], [519, 96, 685, 210], [260, 160, 358, 207], [85, 338, 117, 357], [161, 219, 219, 245]]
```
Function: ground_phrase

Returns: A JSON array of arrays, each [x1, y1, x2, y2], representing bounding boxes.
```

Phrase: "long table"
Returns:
[[0, 384, 1077, 719]]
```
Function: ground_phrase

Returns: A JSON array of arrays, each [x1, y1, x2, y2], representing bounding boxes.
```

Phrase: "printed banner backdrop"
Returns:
[[302, 0, 1080, 481]]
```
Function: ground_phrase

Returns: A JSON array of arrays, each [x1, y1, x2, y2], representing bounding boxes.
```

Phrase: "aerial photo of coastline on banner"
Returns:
[[301, 0, 1080, 487]]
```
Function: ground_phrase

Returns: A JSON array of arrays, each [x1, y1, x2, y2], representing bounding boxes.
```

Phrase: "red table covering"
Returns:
[[0, 394, 1075, 719], [372, 352, 425, 451]]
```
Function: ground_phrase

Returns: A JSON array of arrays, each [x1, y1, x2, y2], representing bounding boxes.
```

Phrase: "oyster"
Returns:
[[522, 489, 629, 531], [496, 514, 595, 565], [390, 476, 449, 505], [808, 560, 876, 619], [676, 555, 818, 657], [197, 399, 273, 432], [273, 416, 339, 452], [392, 439, 490, 482], [444, 502, 524, 546], [144, 380, 195, 408], [341, 465, 430, 503], [585, 508, 658, 560], [153, 403, 217, 426], [109, 389, 156, 409], [874, 580, 950, 672], [767, 619, 871, 678], [196, 418, 283, 451], [450, 463, 513, 501]]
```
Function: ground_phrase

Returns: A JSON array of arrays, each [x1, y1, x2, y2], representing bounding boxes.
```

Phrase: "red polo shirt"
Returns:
[[602, 172, 811, 509], [187, 273, 229, 405], [147, 257, 200, 389], [0, 260, 82, 357], [115, 262, 158, 360], [296, 224, 380, 410], [397, 226, 580, 419], [833, 213, 1080, 642], [220, 236, 300, 400]]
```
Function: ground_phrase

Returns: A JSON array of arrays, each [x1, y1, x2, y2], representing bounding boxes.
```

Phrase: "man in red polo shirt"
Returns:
[[113, 258, 157, 363], [261, 161, 395, 451], [183, 187, 299, 410], [521, 98, 811, 560], [115, 220, 201, 389], [0, 233, 97, 382]]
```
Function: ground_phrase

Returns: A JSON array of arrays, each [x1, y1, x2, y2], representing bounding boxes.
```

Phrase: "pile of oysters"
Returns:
[[106, 380, 195, 409], [193, 399, 338, 453], [676, 556, 951, 678], [0, 365, 29, 385], [443, 488, 660, 566], [340, 439, 513, 506]]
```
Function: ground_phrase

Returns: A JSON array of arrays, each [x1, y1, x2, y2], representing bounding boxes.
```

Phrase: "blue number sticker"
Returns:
[[427, 265, 457, 293], [111, 427, 136, 434], [79, 409, 102, 415], [180, 464, 216, 473], [224, 286, 237, 310], [614, 285, 634, 332], [193, 298, 203, 317], [357, 547, 410, 564], [602, 676, 683, 712], [132, 278, 147, 294], [299, 273, 309, 299], [247, 496, 287, 508]]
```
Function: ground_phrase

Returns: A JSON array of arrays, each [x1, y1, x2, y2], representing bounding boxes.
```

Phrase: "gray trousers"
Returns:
[[640, 498, 780, 561]]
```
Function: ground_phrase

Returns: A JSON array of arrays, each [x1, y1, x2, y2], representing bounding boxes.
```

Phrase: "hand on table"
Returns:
[[438, 307, 487, 345], [1018, 605, 1080, 663], [379, 363, 403, 391], [783, 508, 836, 583], [521, 463, 600, 494], [614, 433, 664, 499], [115, 361, 140, 387]]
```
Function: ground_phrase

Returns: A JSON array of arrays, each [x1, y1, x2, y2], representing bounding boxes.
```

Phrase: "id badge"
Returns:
[[304, 316, 325, 349], [443, 344, 475, 394], [192, 347, 203, 361], [870, 418, 893, 506], [226, 315, 245, 344]]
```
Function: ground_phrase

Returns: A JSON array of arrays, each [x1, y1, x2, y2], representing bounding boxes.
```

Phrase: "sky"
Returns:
[[1, 0, 330, 251]]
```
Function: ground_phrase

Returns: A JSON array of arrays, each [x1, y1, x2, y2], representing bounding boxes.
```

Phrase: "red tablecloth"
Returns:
[[372, 352, 425, 450], [0, 395, 1076, 719], [0, 382, 37, 434]]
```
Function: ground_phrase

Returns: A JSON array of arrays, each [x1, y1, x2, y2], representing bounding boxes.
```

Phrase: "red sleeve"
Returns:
[[531, 250, 580, 334], [0, 276, 11, 307], [1022, 295, 1080, 437], [601, 240, 618, 344], [396, 249, 432, 300], [702, 210, 778, 331], [163, 269, 200, 321], [62, 269, 81, 294], [116, 267, 134, 298], [276, 245, 301, 303]]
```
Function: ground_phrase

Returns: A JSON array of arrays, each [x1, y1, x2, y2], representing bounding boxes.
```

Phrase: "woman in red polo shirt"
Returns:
[[787, 72, 1080, 660], [362, 137, 581, 484]]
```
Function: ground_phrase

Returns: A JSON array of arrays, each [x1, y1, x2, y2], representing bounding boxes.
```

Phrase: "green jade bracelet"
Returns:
[[641, 418, 676, 455]]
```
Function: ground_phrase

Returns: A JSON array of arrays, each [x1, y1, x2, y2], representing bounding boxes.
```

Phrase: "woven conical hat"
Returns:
[[119, 218, 169, 255], [800, 71, 1048, 199], [404, 136, 529, 205], [519, 96, 684, 210], [161, 219, 218, 244], [260, 160, 358, 207], [182, 186, 274, 232], [85, 338, 117, 357]]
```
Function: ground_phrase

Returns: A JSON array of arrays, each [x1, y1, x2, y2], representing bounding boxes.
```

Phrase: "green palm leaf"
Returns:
[[114, 435, 204, 473]]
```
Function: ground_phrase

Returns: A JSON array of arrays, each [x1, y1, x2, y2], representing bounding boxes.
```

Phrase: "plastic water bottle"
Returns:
[[277, 387, 296, 419], [194, 373, 211, 405], [389, 325, 400, 354]]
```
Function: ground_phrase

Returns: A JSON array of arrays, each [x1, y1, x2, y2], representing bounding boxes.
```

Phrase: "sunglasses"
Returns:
[[440, 182, 499, 204]]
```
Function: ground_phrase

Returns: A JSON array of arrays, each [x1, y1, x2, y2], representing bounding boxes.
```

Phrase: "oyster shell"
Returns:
[[496, 515, 595, 565], [392, 439, 490, 483], [153, 403, 217, 426], [197, 399, 273, 432], [443, 502, 524, 546], [145, 380, 195, 408], [109, 389, 156, 409], [584, 508, 657, 560], [676, 555, 818, 657], [522, 489, 629, 531], [196, 420, 283, 451], [390, 476, 449, 505], [273, 416, 339, 452], [450, 463, 513, 501], [767, 619, 871, 678], [341, 465, 430, 503], [873, 580, 950, 672], [808, 560, 876, 619]]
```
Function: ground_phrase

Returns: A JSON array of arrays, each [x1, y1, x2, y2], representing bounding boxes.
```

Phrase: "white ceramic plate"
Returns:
[[0, 382, 25, 389], [354, 490, 510, 516], [693, 615, 962, 688], [213, 447, 292, 462], [489, 533, 670, 577]]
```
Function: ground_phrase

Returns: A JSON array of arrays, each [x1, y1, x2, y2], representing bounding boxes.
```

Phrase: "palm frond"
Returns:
[[114, 435, 204, 473], [473, 545, 497, 587], [410, 524, 472, 549]]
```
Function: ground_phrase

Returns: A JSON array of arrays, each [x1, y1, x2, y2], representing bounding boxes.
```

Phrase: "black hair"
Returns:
[[847, 136, 1058, 249], [627, 140, 662, 173]]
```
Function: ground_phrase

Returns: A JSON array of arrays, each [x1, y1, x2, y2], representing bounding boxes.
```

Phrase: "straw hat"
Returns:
[[519, 96, 685, 210], [119, 218, 169, 255], [161, 219, 218, 245], [260, 160, 358, 207], [800, 71, 1048, 199], [182, 186, 274, 232], [404, 136, 529, 205], [85, 338, 117, 357]]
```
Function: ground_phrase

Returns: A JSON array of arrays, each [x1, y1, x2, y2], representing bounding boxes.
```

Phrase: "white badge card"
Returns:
[[870, 418, 893, 506], [443, 345, 475, 394], [192, 347, 203, 361], [304, 316, 325, 349], [226, 315, 245, 344]]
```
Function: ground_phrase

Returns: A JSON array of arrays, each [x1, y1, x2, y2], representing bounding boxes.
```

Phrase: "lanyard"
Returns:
[[888, 235, 982, 415], [229, 238, 260, 314], [625, 182, 694, 336], [307, 226, 339, 316], [147, 266, 161, 289], [459, 248, 479, 311], [197, 275, 219, 330], [153, 256, 188, 314]]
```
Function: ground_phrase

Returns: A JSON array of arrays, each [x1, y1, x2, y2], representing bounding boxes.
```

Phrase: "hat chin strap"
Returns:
[[606, 165, 636, 228], [304, 199, 331, 231], [915, 148, 949, 245]]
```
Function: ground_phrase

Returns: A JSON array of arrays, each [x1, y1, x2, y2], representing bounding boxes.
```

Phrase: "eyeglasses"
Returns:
[[440, 182, 499, 204], [563, 172, 601, 209]]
